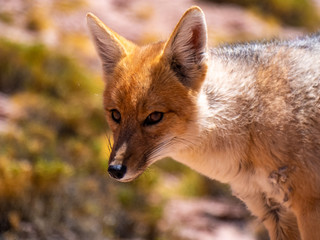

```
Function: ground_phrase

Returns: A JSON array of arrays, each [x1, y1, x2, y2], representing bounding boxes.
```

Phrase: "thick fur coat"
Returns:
[[87, 7, 320, 240]]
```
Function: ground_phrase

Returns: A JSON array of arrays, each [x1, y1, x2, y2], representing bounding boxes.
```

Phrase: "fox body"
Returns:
[[87, 7, 320, 240]]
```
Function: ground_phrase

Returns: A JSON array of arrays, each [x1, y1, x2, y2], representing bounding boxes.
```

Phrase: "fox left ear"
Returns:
[[163, 6, 208, 91], [87, 13, 135, 76]]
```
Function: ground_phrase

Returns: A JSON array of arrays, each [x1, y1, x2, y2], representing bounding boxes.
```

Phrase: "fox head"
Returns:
[[87, 7, 208, 182]]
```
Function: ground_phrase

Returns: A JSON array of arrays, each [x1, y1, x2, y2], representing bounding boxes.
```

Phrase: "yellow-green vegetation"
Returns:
[[206, 0, 320, 30], [25, 6, 51, 32], [0, 38, 109, 238], [52, 0, 88, 13], [133, 4, 155, 21], [0, 38, 232, 239], [0, 12, 14, 25]]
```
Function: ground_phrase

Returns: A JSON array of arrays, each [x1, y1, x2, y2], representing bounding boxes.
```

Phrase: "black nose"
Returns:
[[108, 164, 127, 179]]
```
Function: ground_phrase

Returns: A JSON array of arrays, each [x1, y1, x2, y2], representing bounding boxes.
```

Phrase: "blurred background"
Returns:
[[0, 0, 319, 239]]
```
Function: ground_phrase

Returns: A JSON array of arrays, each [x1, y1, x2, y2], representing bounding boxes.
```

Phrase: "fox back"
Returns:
[[87, 7, 320, 240]]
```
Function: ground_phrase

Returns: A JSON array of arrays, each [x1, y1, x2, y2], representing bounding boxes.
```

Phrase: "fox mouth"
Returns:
[[117, 176, 137, 182], [108, 140, 173, 182], [115, 170, 145, 182]]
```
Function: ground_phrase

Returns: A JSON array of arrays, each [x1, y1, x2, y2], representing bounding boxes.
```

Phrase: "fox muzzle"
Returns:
[[108, 164, 127, 180]]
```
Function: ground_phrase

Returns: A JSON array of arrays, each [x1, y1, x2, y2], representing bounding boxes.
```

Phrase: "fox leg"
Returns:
[[294, 200, 320, 240], [262, 201, 300, 240], [243, 194, 301, 240]]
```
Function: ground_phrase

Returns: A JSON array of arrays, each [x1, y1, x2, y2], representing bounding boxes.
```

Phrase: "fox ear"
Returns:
[[164, 7, 208, 90], [87, 13, 132, 75]]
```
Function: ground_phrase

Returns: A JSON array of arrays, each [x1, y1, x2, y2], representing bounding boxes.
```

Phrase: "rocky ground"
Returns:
[[159, 198, 260, 240]]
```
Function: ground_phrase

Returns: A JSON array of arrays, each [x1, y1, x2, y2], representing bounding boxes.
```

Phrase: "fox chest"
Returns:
[[231, 166, 295, 211], [175, 149, 294, 209]]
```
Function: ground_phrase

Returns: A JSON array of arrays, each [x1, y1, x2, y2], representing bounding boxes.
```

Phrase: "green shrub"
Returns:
[[205, 0, 320, 29], [0, 39, 98, 98], [33, 159, 73, 192], [0, 12, 14, 24], [0, 157, 32, 200], [0, 39, 110, 237]]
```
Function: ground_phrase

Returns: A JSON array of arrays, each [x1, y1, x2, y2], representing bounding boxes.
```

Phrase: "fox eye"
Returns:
[[111, 109, 121, 123], [144, 112, 163, 126]]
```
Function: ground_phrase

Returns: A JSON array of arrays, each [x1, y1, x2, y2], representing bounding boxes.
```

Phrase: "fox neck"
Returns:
[[171, 56, 254, 183]]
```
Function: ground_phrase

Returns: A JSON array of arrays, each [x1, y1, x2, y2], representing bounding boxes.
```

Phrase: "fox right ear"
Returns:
[[163, 7, 208, 91], [87, 13, 132, 75]]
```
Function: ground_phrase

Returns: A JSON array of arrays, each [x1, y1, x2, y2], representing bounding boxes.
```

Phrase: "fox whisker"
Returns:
[[145, 138, 175, 163], [105, 132, 113, 153]]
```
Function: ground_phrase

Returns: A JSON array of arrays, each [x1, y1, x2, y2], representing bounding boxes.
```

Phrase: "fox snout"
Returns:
[[108, 150, 132, 181], [107, 139, 133, 181], [108, 164, 127, 180], [107, 130, 148, 182]]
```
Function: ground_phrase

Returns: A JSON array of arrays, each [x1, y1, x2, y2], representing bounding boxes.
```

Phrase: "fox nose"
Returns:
[[108, 164, 127, 179]]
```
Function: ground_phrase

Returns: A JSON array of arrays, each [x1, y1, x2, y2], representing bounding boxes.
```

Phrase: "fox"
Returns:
[[86, 6, 320, 240]]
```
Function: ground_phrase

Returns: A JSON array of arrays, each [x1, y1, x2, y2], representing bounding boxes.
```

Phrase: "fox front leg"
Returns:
[[242, 193, 300, 240]]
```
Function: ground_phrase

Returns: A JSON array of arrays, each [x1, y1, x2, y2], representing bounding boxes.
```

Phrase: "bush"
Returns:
[[0, 39, 110, 238], [205, 0, 320, 29]]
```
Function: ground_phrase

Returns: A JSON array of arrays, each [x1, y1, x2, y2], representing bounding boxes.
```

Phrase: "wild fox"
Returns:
[[87, 6, 320, 240]]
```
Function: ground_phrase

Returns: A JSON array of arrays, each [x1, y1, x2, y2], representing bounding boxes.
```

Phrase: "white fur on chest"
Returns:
[[173, 144, 241, 183], [175, 147, 290, 208]]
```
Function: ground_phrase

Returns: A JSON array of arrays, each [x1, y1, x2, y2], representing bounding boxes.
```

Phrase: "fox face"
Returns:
[[87, 7, 208, 181]]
